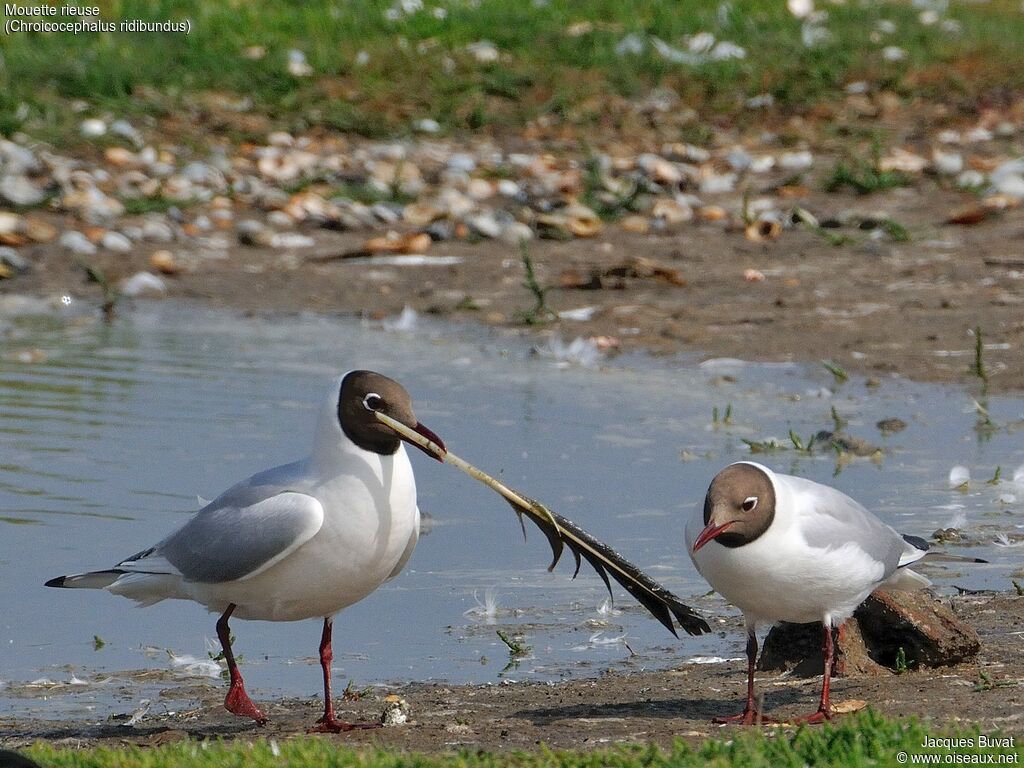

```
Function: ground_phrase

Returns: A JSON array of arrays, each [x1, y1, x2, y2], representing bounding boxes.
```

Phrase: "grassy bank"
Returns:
[[1, 0, 1023, 143], [18, 711, 1024, 768]]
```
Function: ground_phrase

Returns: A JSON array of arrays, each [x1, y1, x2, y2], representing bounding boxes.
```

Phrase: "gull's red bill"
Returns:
[[404, 422, 446, 462], [692, 521, 734, 552]]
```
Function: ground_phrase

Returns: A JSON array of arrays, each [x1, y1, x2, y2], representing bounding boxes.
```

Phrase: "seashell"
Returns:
[[24, 218, 57, 243], [466, 177, 494, 201], [620, 215, 650, 234], [651, 198, 693, 226], [697, 205, 727, 222], [745, 219, 782, 242], [149, 250, 182, 275], [402, 202, 443, 227], [364, 231, 431, 255], [878, 149, 927, 174], [0, 212, 25, 236], [104, 147, 136, 167]]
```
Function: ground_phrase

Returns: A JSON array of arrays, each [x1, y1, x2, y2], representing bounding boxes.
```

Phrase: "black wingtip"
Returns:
[[902, 533, 931, 552], [45, 576, 67, 588]]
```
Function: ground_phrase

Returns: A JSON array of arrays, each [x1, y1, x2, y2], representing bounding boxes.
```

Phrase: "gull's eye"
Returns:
[[363, 393, 383, 412], [741, 496, 758, 513]]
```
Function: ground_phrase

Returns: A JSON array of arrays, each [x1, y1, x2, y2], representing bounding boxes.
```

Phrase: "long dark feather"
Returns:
[[369, 411, 711, 638], [503, 493, 711, 637]]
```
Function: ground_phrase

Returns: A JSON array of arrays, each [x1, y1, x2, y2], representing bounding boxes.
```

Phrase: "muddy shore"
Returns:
[[9, 177, 1024, 393], [0, 593, 1020, 751]]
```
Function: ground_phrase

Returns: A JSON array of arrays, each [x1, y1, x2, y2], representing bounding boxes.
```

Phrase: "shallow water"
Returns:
[[0, 300, 1020, 719]]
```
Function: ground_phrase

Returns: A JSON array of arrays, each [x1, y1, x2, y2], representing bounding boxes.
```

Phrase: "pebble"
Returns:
[[699, 172, 737, 195], [778, 150, 814, 171], [466, 40, 499, 63], [120, 271, 167, 297], [413, 118, 441, 134], [101, 231, 133, 252], [932, 150, 963, 175], [0, 246, 29, 273], [0, 175, 45, 207], [467, 212, 503, 239], [79, 118, 107, 138], [149, 250, 182, 275], [109, 119, 143, 146], [59, 230, 97, 255], [498, 221, 534, 245], [0, 212, 24, 236], [142, 218, 175, 243], [0, 100, 1017, 283]]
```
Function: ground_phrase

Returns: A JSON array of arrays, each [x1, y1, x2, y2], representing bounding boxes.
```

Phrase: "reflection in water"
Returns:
[[0, 302, 1020, 719]]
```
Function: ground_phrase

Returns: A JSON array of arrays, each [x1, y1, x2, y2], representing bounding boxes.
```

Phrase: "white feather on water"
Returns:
[[948, 465, 970, 488]]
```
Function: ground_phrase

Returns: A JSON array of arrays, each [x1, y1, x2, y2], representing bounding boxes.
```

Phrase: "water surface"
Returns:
[[1, 300, 1020, 719]]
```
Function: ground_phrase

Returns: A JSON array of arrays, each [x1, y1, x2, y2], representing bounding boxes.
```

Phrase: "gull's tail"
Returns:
[[46, 571, 122, 590]]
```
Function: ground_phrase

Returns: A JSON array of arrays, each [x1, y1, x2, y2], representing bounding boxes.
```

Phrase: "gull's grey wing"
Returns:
[[788, 476, 908, 578], [154, 484, 324, 584]]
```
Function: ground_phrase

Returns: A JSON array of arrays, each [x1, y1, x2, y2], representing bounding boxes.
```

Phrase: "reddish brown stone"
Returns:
[[758, 589, 981, 677]]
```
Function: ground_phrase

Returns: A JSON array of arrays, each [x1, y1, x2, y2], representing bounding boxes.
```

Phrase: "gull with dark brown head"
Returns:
[[46, 370, 443, 732], [686, 461, 936, 725]]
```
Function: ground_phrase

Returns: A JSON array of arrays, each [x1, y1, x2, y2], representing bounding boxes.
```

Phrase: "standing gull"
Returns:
[[47, 370, 443, 732], [686, 461, 938, 724]]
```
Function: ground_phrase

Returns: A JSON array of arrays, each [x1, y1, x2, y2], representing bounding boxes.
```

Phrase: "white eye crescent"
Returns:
[[363, 393, 383, 411], [741, 496, 758, 512]]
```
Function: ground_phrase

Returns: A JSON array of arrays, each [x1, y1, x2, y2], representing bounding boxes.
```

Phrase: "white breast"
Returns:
[[685, 487, 887, 627], [190, 448, 420, 622]]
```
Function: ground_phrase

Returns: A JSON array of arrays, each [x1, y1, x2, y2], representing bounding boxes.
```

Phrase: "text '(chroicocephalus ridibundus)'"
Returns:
[[686, 461, 937, 725], [46, 370, 444, 732]]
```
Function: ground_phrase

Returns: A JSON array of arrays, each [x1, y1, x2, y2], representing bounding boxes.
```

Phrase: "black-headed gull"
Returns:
[[686, 461, 934, 725], [46, 370, 444, 732]]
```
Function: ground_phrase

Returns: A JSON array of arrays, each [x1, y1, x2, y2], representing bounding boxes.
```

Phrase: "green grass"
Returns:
[[1, 0, 1023, 143], [18, 711, 1024, 767]]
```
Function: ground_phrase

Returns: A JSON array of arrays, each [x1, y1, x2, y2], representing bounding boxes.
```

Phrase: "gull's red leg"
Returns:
[[714, 630, 779, 725], [308, 617, 382, 733], [216, 603, 267, 725], [790, 623, 835, 725]]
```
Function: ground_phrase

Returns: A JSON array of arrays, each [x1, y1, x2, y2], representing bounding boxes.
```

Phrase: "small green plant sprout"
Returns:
[[987, 466, 1002, 485], [514, 241, 555, 326], [794, 207, 854, 247], [712, 403, 733, 426], [973, 669, 1017, 692], [879, 218, 910, 242], [830, 405, 847, 432], [789, 430, 816, 454], [894, 646, 908, 674], [823, 145, 910, 196], [1013, 580, 1024, 597], [496, 629, 530, 674], [341, 679, 374, 701], [741, 187, 753, 226], [741, 437, 784, 453], [92, 635, 105, 651], [76, 258, 119, 322], [208, 631, 241, 665], [823, 360, 849, 384], [971, 326, 989, 388], [496, 629, 530, 657]]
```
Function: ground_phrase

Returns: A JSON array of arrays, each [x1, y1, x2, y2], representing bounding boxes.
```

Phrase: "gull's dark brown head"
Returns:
[[338, 370, 445, 460], [692, 463, 776, 551]]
